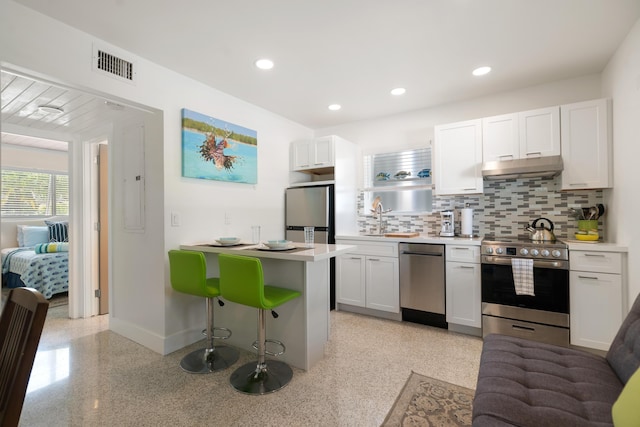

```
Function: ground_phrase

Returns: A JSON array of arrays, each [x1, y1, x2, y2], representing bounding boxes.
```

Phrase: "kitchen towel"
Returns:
[[511, 258, 535, 296], [461, 208, 473, 236]]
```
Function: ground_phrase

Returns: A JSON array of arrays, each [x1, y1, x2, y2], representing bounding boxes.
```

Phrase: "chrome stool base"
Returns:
[[180, 345, 239, 374], [229, 360, 293, 394]]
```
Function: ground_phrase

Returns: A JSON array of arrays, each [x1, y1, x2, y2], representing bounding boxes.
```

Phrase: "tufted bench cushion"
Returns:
[[473, 334, 623, 426], [473, 294, 640, 426]]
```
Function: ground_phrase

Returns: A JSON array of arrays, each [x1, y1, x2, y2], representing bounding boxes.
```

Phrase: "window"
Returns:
[[1, 169, 69, 217]]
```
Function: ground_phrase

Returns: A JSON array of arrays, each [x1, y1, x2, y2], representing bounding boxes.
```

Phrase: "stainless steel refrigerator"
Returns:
[[285, 184, 336, 308]]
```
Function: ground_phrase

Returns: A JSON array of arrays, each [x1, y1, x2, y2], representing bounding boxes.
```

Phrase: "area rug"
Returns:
[[382, 371, 474, 426]]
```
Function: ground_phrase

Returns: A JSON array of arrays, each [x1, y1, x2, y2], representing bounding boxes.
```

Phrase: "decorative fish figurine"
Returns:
[[417, 168, 431, 178], [375, 172, 390, 181], [394, 170, 411, 180]]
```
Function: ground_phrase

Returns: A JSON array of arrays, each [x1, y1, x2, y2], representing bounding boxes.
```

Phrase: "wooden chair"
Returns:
[[0, 287, 49, 427]]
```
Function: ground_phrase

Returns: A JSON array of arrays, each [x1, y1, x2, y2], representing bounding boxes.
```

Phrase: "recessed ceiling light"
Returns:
[[255, 58, 274, 70], [472, 66, 492, 76], [328, 104, 341, 111], [390, 87, 406, 96], [37, 105, 64, 114]]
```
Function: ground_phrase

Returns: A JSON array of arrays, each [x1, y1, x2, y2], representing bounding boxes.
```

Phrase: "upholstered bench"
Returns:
[[473, 294, 640, 426]]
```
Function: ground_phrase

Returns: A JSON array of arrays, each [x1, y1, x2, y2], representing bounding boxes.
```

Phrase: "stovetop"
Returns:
[[481, 236, 568, 260]]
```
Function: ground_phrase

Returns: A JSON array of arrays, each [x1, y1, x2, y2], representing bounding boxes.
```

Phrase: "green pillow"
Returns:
[[613, 366, 640, 426]]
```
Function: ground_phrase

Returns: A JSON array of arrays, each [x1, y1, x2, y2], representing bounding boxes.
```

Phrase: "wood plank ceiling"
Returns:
[[1, 70, 132, 151]]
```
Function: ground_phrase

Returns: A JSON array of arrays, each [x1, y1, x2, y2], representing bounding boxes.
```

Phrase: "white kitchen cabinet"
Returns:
[[519, 106, 560, 158], [570, 250, 623, 351], [336, 239, 399, 315], [561, 98, 612, 190], [482, 107, 560, 163], [482, 113, 519, 162], [445, 245, 481, 328], [365, 256, 399, 312], [434, 119, 483, 195], [291, 136, 335, 171], [336, 254, 366, 307]]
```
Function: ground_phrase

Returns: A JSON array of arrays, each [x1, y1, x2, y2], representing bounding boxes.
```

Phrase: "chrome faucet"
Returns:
[[370, 200, 392, 234]]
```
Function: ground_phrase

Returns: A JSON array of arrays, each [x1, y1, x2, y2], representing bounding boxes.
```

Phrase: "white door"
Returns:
[[336, 254, 366, 307], [365, 256, 399, 313]]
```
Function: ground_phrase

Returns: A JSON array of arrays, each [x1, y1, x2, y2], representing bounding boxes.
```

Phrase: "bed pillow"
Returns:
[[21, 226, 50, 247], [16, 225, 27, 247], [45, 220, 69, 243], [34, 242, 69, 253]]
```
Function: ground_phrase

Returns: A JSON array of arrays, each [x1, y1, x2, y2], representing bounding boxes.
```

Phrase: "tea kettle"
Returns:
[[525, 217, 556, 242]]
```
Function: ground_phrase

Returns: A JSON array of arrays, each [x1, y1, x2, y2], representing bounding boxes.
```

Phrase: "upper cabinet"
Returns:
[[560, 98, 612, 190], [519, 106, 560, 158], [291, 136, 335, 171], [482, 107, 560, 162], [482, 113, 519, 162], [434, 119, 483, 195]]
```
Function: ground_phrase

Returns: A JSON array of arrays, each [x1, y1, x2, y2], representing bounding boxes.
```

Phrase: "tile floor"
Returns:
[[20, 306, 483, 426]]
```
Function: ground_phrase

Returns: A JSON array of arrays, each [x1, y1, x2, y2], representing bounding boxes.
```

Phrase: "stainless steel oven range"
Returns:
[[481, 237, 570, 347]]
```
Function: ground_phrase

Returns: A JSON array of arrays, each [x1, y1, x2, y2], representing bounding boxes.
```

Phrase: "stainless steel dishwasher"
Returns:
[[399, 243, 447, 328]]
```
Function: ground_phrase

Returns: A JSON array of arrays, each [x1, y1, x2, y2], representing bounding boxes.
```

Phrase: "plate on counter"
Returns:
[[215, 237, 242, 246], [258, 244, 296, 251]]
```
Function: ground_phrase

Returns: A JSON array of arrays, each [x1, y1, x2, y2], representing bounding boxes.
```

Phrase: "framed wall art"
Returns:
[[181, 108, 258, 184]]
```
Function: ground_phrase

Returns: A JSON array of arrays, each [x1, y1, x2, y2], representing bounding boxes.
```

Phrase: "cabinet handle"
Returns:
[[570, 183, 588, 186], [459, 265, 475, 269], [583, 253, 606, 257], [498, 155, 514, 160], [525, 152, 542, 157], [578, 275, 599, 280], [462, 188, 476, 191], [369, 258, 379, 262], [512, 324, 535, 332], [314, 162, 325, 165], [454, 247, 470, 250]]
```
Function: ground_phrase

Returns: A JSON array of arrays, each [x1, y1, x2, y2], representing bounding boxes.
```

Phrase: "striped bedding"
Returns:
[[1, 247, 69, 299]]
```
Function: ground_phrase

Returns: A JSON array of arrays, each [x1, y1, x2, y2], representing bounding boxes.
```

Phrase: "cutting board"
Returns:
[[384, 232, 420, 238]]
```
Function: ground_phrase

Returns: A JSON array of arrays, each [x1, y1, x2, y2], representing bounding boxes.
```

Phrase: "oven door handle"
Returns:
[[482, 256, 568, 269]]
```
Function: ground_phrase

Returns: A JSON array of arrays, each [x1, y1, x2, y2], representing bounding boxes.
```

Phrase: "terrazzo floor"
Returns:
[[20, 306, 483, 426]]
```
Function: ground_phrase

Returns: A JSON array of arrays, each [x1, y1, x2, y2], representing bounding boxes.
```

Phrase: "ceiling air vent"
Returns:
[[92, 44, 136, 84]]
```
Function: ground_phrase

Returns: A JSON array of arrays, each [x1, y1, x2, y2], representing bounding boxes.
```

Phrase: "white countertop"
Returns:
[[180, 242, 356, 261], [336, 233, 483, 246], [564, 240, 628, 252]]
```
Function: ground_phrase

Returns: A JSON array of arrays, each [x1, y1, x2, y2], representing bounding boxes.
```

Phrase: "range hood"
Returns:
[[482, 156, 563, 180]]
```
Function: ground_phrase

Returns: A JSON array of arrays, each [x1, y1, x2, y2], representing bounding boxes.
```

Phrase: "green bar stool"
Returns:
[[218, 253, 301, 394], [168, 250, 239, 373]]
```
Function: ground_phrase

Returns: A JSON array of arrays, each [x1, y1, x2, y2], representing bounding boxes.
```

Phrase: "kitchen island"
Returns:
[[179, 242, 354, 370]]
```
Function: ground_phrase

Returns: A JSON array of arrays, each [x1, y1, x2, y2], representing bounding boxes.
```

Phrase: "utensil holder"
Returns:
[[578, 220, 598, 232]]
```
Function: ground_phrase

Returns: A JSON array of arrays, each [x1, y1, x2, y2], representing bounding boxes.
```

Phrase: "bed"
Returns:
[[1, 219, 69, 300]]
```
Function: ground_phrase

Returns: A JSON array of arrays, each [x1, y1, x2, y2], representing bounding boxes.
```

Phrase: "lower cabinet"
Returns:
[[336, 240, 399, 314], [570, 250, 624, 351], [445, 245, 481, 328]]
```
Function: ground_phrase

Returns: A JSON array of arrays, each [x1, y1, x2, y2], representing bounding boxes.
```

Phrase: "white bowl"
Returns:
[[265, 240, 292, 249], [216, 237, 240, 246]]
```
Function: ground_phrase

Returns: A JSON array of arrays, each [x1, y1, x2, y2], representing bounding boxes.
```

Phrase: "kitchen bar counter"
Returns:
[[179, 242, 354, 370]]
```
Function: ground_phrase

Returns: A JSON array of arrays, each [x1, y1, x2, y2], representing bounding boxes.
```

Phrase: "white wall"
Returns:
[[1, 144, 68, 172], [315, 74, 601, 157], [602, 17, 640, 306], [1, 0, 313, 354]]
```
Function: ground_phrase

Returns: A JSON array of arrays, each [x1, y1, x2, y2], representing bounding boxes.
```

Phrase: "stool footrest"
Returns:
[[252, 339, 286, 357], [212, 326, 232, 340]]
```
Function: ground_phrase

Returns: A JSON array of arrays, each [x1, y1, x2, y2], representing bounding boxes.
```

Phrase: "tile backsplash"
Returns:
[[357, 176, 605, 240]]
